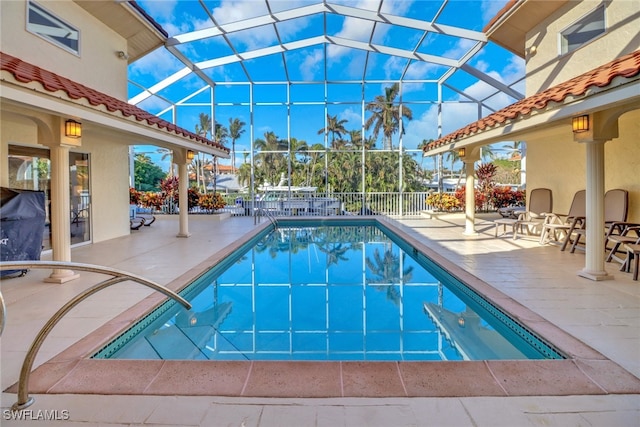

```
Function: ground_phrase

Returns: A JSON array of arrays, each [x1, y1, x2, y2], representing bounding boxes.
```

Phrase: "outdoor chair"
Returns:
[[130, 216, 145, 230], [512, 188, 553, 239], [493, 188, 552, 238], [137, 213, 156, 226], [605, 224, 640, 267], [621, 243, 640, 281], [539, 189, 586, 249], [568, 189, 629, 253]]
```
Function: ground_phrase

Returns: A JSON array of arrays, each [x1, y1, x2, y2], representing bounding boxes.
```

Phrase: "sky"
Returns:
[[128, 0, 524, 171]]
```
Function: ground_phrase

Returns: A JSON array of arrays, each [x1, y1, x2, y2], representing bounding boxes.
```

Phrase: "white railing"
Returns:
[[146, 191, 466, 217], [226, 192, 438, 217]]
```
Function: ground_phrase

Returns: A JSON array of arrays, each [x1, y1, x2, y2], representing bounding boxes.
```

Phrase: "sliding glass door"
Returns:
[[7, 145, 91, 249]]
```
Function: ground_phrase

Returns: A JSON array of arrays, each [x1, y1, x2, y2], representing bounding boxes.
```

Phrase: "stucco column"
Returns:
[[44, 144, 79, 283], [578, 140, 611, 281], [460, 149, 480, 236], [463, 160, 477, 235], [176, 152, 190, 238]]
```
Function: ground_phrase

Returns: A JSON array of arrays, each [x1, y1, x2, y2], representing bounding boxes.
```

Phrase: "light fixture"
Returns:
[[65, 119, 82, 138], [458, 147, 466, 157], [457, 316, 465, 328], [572, 115, 589, 133], [117, 51, 129, 60], [186, 150, 195, 161]]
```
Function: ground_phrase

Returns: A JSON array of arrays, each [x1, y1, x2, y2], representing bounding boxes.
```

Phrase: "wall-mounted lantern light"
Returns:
[[186, 150, 195, 161], [65, 119, 82, 138], [457, 147, 466, 157], [572, 115, 589, 133]]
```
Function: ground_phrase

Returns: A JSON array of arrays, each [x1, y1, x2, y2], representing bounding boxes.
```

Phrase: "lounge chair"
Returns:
[[568, 189, 629, 253], [539, 189, 586, 249], [621, 243, 640, 281], [493, 188, 552, 238], [605, 224, 640, 267], [130, 216, 145, 230], [512, 188, 553, 239], [137, 213, 156, 226]]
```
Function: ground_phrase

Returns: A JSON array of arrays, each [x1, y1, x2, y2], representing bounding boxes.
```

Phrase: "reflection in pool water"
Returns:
[[94, 222, 563, 361]]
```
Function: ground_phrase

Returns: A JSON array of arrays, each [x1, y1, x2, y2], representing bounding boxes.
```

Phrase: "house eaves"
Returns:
[[1, 52, 230, 158], [73, 0, 168, 63], [483, 0, 569, 58], [423, 50, 640, 157]]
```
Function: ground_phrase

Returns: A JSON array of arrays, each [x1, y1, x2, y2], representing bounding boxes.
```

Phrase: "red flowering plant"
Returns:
[[129, 188, 142, 205], [454, 187, 486, 211], [491, 186, 525, 209], [475, 163, 497, 211], [140, 192, 164, 212]]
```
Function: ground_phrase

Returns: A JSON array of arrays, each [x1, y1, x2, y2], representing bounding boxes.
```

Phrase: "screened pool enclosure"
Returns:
[[128, 1, 524, 216]]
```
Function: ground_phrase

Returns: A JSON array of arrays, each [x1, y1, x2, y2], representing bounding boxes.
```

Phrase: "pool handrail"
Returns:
[[0, 260, 191, 411]]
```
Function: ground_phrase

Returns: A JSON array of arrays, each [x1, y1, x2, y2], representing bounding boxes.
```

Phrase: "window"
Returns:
[[560, 4, 605, 55], [26, 0, 79, 55]]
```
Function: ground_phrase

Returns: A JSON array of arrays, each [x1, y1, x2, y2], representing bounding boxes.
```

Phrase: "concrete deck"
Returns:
[[1, 214, 639, 426]]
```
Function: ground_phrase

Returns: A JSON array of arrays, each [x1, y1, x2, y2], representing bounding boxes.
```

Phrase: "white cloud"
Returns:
[[300, 49, 324, 80], [129, 47, 185, 83], [138, 0, 178, 22], [340, 108, 362, 127], [328, 0, 414, 61], [210, 0, 312, 50], [481, 0, 510, 24]]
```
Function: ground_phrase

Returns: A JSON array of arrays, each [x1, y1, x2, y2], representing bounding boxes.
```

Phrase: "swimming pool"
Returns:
[[94, 219, 563, 362]]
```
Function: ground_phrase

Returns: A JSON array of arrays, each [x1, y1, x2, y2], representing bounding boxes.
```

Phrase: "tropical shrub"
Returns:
[[475, 163, 497, 211], [454, 187, 486, 211], [129, 188, 141, 205], [492, 186, 525, 208], [140, 191, 164, 211], [198, 193, 226, 211], [426, 193, 460, 211]]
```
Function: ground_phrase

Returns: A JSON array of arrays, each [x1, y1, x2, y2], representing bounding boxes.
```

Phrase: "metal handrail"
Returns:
[[257, 207, 278, 227], [0, 261, 191, 411]]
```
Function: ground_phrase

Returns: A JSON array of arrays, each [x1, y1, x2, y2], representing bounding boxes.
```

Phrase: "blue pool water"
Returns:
[[94, 220, 564, 361]]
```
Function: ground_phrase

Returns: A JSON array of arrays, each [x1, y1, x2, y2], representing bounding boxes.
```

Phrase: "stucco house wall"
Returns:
[[522, 1, 639, 223], [0, 0, 128, 99], [525, 1, 640, 95], [526, 109, 640, 223], [80, 134, 131, 242], [1, 0, 136, 248]]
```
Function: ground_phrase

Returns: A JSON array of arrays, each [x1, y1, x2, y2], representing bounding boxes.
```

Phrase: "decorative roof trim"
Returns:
[[0, 52, 229, 154], [425, 50, 640, 152]]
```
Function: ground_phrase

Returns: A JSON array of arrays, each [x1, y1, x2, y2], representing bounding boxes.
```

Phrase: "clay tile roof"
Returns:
[[425, 49, 640, 152], [0, 52, 229, 154]]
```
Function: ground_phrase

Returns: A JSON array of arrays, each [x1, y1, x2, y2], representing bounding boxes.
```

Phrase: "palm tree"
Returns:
[[254, 131, 288, 186], [501, 141, 522, 160], [365, 83, 413, 150], [365, 248, 414, 305], [317, 114, 348, 148], [211, 123, 229, 194], [237, 163, 252, 188], [194, 112, 212, 138], [157, 147, 174, 177], [445, 149, 461, 174], [228, 117, 245, 171], [194, 113, 212, 192], [417, 139, 433, 169]]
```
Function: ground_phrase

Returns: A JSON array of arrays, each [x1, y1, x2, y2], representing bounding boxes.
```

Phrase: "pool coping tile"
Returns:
[[7, 217, 640, 399]]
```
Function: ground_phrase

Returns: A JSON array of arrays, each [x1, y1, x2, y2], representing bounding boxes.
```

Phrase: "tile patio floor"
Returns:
[[1, 214, 639, 426]]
